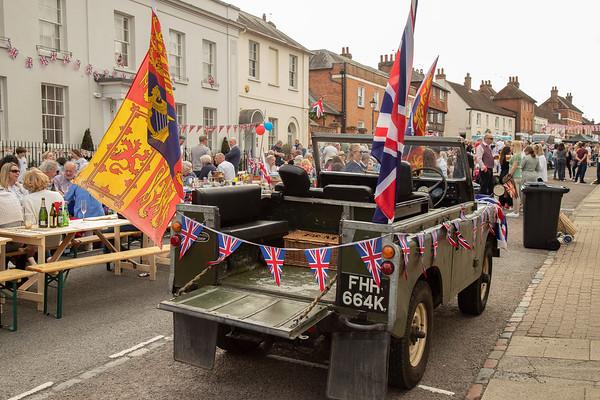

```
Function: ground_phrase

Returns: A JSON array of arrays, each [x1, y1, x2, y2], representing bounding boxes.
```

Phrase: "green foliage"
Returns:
[[81, 128, 94, 151], [221, 137, 230, 154]]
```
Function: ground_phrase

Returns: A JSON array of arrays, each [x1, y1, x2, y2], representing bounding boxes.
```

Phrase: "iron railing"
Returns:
[[0, 141, 95, 168]]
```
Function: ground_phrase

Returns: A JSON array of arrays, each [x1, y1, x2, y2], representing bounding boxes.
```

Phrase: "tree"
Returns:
[[81, 129, 94, 151], [221, 137, 230, 154]]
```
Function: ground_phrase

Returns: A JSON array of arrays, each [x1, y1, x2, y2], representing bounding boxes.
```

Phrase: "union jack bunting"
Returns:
[[453, 221, 473, 251], [442, 222, 459, 249], [304, 248, 331, 292], [74, 59, 81, 70], [371, 0, 418, 223], [311, 97, 324, 119], [472, 218, 478, 244], [431, 229, 439, 259], [397, 234, 411, 280], [259, 154, 272, 184], [178, 216, 203, 260], [7, 46, 18, 59], [476, 196, 508, 250], [63, 54, 71, 64], [354, 238, 383, 288], [50, 51, 58, 62], [208, 233, 242, 265], [39, 55, 49, 66], [25, 57, 33, 69], [416, 232, 427, 277], [85, 63, 93, 75], [260, 246, 285, 286]]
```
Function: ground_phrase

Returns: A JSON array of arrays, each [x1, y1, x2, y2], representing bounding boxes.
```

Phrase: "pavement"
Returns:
[[470, 183, 600, 400]]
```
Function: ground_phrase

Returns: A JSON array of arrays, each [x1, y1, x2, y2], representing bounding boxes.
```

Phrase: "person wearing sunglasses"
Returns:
[[0, 162, 28, 203]]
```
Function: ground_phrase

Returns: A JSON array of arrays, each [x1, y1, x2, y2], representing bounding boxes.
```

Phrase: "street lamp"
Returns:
[[369, 97, 377, 133]]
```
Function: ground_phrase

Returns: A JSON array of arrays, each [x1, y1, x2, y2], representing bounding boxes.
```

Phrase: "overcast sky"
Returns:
[[238, 0, 600, 121]]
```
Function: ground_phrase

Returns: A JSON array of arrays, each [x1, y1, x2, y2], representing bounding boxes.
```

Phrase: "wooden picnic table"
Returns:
[[0, 236, 12, 271], [0, 216, 137, 311]]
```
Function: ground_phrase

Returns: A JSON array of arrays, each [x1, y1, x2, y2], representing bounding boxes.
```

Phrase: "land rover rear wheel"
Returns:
[[388, 280, 433, 389], [457, 241, 493, 315]]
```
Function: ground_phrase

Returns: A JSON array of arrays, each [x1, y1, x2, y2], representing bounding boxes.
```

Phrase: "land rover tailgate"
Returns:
[[159, 286, 331, 339]]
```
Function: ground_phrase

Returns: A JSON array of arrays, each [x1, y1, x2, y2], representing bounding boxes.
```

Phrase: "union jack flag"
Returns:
[[7, 46, 18, 59], [453, 221, 473, 250], [397, 234, 410, 280], [259, 154, 272, 184], [476, 196, 508, 249], [431, 229, 439, 259], [208, 233, 242, 265], [25, 57, 33, 69], [260, 246, 285, 286], [311, 97, 324, 119], [416, 232, 427, 277], [371, 0, 418, 223], [304, 248, 331, 292], [354, 238, 383, 288], [39, 55, 49, 66], [178, 216, 203, 260], [442, 222, 458, 249], [63, 54, 71, 64], [50, 51, 58, 62]]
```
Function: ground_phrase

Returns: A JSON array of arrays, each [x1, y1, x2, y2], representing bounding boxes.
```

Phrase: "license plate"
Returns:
[[338, 273, 389, 314]]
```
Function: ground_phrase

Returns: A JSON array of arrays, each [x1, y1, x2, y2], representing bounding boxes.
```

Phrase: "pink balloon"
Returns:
[[256, 125, 266, 135]]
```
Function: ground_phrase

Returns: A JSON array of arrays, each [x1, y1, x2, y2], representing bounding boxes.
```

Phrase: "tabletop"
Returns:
[[0, 216, 132, 239], [0, 236, 11, 245]]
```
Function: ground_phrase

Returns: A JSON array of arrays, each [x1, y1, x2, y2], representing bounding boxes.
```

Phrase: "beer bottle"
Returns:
[[39, 198, 48, 228], [56, 203, 63, 227], [62, 202, 70, 227], [49, 203, 57, 228]]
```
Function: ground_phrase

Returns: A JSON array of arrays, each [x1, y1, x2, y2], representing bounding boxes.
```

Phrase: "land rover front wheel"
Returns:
[[457, 241, 493, 315], [388, 280, 433, 389]]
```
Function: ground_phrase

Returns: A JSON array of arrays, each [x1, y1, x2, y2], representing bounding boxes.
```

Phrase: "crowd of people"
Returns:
[[469, 130, 599, 217], [0, 147, 104, 268]]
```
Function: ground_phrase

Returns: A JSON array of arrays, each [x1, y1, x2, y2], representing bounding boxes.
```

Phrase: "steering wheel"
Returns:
[[411, 167, 448, 207]]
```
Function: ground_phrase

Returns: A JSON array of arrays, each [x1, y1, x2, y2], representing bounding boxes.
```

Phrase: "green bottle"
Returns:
[[61, 202, 69, 227], [56, 203, 63, 227], [38, 197, 48, 228]]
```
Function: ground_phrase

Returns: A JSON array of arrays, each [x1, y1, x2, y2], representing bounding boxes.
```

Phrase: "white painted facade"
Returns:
[[437, 78, 516, 139], [0, 0, 241, 148], [237, 15, 310, 157], [534, 115, 548, 133]]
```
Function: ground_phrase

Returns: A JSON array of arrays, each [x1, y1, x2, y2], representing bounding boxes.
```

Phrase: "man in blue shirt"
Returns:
[[64, 184, 104, 219]]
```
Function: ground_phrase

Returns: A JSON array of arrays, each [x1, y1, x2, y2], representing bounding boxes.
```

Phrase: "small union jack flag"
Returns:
[[7, 46, 18, 59], [208, 233, 242, 265], [85, 63, 93, 75], [311, 97, 324, 119], [260, 246, 285, 286], [416, 232, 427, 278], [443, 222, 458, 249], [39, 55, 49, 66], [397, 234, 411, 280], [304, 248, 331, 292], [431, 229, 439, 259], [25, 57, 33, 69], [354, 238, 383, 288], [453, 221, 473, 251], [63, 54, 71, 64], [178, 216, 203, 260], [50, 51, 57, 62], [74, 59, 81, 70]]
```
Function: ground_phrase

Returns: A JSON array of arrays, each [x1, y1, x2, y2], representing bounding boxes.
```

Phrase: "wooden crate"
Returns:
[[283, 230, 341, 269]]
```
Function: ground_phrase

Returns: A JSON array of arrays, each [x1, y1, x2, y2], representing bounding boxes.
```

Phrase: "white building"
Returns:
[[236, 11, 310, 156], [0, 0, 242, 148], [437, 72, 516, 139]]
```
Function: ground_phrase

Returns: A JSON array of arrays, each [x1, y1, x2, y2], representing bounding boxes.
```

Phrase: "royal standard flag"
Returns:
[[409, 56, 438, 137], [75, 11, 183, 244]]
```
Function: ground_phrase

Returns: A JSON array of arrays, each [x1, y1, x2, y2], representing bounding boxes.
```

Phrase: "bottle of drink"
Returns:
[[61, 202, 70, 227], [56, 203, 63, 227], [49, 203, 57, 228], [39, 198, 48, 228]]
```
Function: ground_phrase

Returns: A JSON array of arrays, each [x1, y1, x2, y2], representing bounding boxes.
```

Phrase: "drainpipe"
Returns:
[[341, 63, 346, 132]]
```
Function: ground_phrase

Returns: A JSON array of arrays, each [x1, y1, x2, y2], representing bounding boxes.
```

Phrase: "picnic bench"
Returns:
[[27, 245, 170, 318], [0, 269, 36, 331]]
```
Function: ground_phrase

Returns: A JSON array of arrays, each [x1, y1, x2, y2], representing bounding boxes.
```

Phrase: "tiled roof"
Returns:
[[557, 96, 583, 114], [446, 81, 516, 117], [534, 105, 554, 121], [309, 49, 388, 78], [238, 11, 310, 53], [494, 84, 537, 103], [411, 69, 448, 92]]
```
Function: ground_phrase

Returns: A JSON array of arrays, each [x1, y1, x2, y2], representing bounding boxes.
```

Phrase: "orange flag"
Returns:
[[411, 56, 439, 137], [75, 11, 183, 244]]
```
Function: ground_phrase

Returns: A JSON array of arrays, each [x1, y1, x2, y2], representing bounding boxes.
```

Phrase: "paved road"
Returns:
[[1, 176, 596, 400]]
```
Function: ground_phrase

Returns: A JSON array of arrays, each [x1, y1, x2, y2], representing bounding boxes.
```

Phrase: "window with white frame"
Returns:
[[249, 41, 260, 79], [39, 0, 64, 50], [486, 115, 489, 127], [439, 89, 446, 101], [175, 103, 186, 127], [41, 83, 66, 144], [0, 77, 6, 140], [503, 118, 506, 130], [508, 119, 513, 130], [476, 113, 481, 126], [289, 54, 298, 89], [357, 87, 365, 107], [495, 116, 499, 129], [168, 30, 185, 80], [203, 107, 217, 147], [357, 121, 365, 129], [202, 40, 216, 82], [114, 12, 132, 68], [374, 92, 380, 110], [267, 118, 278, 148], [287, 122, 297, 145], [269, 48, 279, 86]]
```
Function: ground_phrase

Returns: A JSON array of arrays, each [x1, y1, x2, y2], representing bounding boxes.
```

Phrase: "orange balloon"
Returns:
[[256, 125, 266, 135], [172, 221, 182, 233]]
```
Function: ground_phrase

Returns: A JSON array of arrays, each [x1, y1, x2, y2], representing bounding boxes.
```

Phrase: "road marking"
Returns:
[[267, 354, 328, 370], [418, 384, 455, 396], [8, 382, 54, 400], [109, 335, 164, 359]]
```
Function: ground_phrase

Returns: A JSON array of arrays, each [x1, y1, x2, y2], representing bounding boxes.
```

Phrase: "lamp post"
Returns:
[[369, 97, 377, 133]]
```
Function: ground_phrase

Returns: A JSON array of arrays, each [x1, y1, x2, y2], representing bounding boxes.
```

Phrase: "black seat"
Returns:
[[192, 185, 288, 241], [319, 161, 413, 201], [322, 184, 373, 202], [278, 164, 323, 198]]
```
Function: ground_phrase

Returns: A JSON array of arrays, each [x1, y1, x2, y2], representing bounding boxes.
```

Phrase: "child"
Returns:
[[15, 146, 28, 183]]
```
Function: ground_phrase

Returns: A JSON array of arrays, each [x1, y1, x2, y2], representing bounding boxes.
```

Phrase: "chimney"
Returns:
[[480, 80, 494, 98], [464, 72, 472, 91], [378, 52, 394, 74], [435, 67, 446, 81], [551, 86, 558, 99], [340, 46, 352, 60], [566, 92, 573, 104], [262, 13, 266, 21], [508, 76, 520, 88]]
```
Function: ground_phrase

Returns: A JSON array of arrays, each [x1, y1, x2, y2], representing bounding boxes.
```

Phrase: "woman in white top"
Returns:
[[0, 162, 28, 203], [22, 168, 64, 225], [436, 151, 448, 178], [534, 144, 548, 182]]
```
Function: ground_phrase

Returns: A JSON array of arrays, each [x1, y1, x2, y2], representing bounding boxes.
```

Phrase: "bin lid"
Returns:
[[522, 182, 570, 194]]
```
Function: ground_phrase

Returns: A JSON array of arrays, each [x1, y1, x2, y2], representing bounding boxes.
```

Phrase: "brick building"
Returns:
[[539, 86, 584, 126], [308, 92, 341, 134], [492, 76, 537, 134], [309, 48, 387, 134]]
